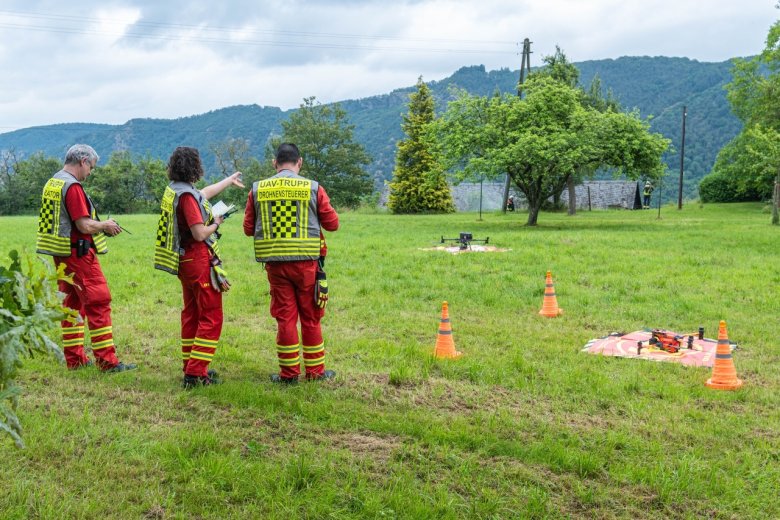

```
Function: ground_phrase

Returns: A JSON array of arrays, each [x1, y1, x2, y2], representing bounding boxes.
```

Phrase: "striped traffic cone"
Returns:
[[539, 271, 563, 317], [705, 320, 743, 390], [433, 301, 462, 359]]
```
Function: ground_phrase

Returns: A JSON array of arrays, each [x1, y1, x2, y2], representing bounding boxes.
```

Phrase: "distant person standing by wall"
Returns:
[[507, 195, 515, 212], [244, 143, 339, 384], [154, 146, 244, 388], [36, 144, 136, 372], [643, 180, 654, 209]]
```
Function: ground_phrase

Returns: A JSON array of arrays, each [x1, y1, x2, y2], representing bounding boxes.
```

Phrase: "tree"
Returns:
[[136, 155, 170, 208], [534, 48, 625, 215], [209, 137, 264, 207], [388, 77, 454, 214], [700, 126, 779, 203], [1, 251, 74, 448], [438, 76, 669, 225], [533, 45, 579, 88], [277, 97, 373, 208], [89, 152, 168, 214], [0, 151, 61, 215], [211, 137, 251, 178], [710, 13, 780, 222]]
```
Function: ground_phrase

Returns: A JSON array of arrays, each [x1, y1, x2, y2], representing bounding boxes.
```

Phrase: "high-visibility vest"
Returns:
[[36, 170, 108, 257], [251, 170, 321, 262], [644, 184, 653, 196], [154, 181, 220, 275]]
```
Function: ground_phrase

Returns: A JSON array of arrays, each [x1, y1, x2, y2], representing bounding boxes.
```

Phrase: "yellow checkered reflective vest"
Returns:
[[252, 170, 321, 262], [36, 170, 108, 257], [154, 182, 220, 275]]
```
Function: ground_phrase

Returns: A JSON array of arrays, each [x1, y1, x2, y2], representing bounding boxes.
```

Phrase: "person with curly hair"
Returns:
[[154, 146, 244, 388]]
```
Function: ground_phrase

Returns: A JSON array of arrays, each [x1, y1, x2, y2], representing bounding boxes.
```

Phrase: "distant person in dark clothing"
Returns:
[[643, 181, 654, 209], [507, 196, 515, 212]]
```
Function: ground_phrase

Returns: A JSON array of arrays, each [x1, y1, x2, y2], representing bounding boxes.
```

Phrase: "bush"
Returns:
[[0, 250, 73, 448], [698, 172, 761, 202]]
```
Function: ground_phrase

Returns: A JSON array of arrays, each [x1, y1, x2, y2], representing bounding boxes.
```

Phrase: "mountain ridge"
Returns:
[[0, 56, 742, 196]]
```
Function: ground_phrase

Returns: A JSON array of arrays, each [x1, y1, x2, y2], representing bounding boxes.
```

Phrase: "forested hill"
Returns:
[[0, 56, 740, 197]]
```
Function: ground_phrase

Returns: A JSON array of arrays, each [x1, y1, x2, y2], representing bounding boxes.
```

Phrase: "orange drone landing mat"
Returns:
[[582, 330, 726, 367]]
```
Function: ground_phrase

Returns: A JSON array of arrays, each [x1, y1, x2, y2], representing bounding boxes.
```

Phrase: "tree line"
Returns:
[[5, 26, 778, 225], [0, 98, 375, 216], [0, 49, 670, 227]]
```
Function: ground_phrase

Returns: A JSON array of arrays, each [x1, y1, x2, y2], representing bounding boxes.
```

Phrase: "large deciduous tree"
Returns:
[[388, 77, 454, 214], [534, 47, 626, 215], [276, 97, 373, 209], [438, 76, 669, 225], [707, 14, 780, 222]]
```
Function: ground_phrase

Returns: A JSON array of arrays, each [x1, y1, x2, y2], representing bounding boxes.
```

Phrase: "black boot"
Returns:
[[270, 374, 299, 385], [183, 373, 221, 389], [306, 369, 336, 381]]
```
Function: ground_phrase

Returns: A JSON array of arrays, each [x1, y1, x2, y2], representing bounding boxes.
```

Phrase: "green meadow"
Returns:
[[1, 204, 778, 519]]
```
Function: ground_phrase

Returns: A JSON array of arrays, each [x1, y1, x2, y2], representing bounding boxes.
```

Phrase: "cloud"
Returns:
[[0, 0, 776, 131]]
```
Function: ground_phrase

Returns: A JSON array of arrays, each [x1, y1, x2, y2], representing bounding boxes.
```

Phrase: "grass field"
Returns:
[[1, 203, 778, 519]]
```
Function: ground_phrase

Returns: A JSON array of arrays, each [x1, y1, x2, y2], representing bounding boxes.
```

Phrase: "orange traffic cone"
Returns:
[[434, 301, 462, 359], [539, 271, 563, 317], [705, 320, 743, 390]]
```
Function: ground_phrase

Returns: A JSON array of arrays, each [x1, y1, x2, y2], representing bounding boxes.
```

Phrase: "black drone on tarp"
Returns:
[[440, 232, 490, 250]]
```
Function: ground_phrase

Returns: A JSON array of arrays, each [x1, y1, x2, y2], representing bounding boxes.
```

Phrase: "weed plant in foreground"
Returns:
[[0, 204, 778, 519]]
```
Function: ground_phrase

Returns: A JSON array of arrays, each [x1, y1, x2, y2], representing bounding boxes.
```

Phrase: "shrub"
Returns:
[[0, 250, 73, 448]]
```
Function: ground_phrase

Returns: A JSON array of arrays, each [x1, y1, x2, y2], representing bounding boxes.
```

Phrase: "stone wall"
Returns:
[[379, 180, 642, 211]]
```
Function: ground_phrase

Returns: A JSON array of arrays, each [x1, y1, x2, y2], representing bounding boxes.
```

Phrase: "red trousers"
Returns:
[[178, 247, 222, 377], [266, 260, 326, 379], [55, 251, 119, 369]]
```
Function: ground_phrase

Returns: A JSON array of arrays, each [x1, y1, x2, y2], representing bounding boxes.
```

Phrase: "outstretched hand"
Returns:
[[229, 171, 245, 189]]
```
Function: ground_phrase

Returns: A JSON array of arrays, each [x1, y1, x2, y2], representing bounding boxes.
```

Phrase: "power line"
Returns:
[[0, 9, 519, 53], [0, 21, 518, 54], [0, 8, 517, 45]]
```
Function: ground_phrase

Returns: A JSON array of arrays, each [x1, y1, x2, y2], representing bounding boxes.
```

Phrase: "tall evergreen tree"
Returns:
[[388, 77, 454, 214]]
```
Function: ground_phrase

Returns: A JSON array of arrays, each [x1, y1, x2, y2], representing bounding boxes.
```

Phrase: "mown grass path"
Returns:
[[1, 204, 778, 519]]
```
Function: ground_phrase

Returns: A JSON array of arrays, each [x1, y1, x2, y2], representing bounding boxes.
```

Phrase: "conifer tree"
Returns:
[[388, 77, 454, 213]]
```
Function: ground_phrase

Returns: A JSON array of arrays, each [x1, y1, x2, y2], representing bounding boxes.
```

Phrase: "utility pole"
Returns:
[[677, 105, 687, 210], [478, 175, 483, 221], [503, 38, 532, 213], [772, 167, 779, 225]]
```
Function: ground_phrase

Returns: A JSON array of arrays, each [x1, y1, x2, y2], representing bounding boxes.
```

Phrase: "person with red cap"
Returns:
[[244, 143, 339, 384]]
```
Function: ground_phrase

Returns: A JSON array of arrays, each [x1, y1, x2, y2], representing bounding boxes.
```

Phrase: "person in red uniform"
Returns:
[[36, 144, 136, 372], [160, 146, 244, 388], [244, 143, 339, 384]]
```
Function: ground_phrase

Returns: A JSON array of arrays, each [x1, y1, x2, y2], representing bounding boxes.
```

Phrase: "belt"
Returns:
[[70, 242, 96, 249]]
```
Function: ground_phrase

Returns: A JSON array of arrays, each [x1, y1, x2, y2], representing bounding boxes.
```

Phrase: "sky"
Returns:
[[0, 0, 777, 132]]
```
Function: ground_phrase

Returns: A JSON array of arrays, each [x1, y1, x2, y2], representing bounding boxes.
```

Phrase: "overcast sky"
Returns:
[[0, 0, 777, 132]]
